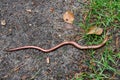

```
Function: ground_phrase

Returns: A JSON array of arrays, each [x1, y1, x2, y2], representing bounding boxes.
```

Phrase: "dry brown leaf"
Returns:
[[87, 26, 103, 35], [63, 11, 74, 24], [50, 7, 54, 13]]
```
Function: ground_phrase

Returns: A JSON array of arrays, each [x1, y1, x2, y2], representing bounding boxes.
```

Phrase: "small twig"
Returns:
[[6, 36, 108, 53], [13, 62, 26, 72]]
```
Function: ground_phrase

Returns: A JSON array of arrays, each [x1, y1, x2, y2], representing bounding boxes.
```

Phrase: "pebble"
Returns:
[[26, 9, 32, 12], [1, 20, 6, 26], [29, 24, 32, 26], [46, 57, 50, 64]]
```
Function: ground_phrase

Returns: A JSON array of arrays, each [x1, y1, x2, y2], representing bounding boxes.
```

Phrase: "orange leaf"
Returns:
[[87, 26, 103, 35], [63, 11, 74, 24]]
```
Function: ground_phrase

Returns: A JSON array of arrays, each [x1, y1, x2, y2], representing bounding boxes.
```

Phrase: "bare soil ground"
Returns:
[[0, 0, 119, 80]]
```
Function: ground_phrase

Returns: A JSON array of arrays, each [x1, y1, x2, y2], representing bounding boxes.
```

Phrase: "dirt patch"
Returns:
[[1, 0, 119, 80], [0, 0, 89, 80]]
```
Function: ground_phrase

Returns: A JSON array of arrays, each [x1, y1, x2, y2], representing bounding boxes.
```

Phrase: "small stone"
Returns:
[[65, 23, 74, 29], [9, 29, 12, 32], [26, 9, 32, 12], [58, 34, 61, 37], [21, 75, 28, 80], [46, 57, 50, 64], [1, 20, 6, 26], [29, 24, 32, 26]]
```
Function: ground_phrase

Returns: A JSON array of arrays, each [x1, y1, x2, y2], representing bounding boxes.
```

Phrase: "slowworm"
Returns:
[[6, 36, 108, 53]]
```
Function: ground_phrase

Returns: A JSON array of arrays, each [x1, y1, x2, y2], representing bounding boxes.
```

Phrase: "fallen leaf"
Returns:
[[63, 11, 74, 24], [87, 26, 103, 35], [1, 20, 6, 25], [50, 7, 54, 13]]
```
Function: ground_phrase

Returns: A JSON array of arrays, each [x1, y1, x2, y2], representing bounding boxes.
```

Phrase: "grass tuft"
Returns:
[[74, 0, 120, 79]]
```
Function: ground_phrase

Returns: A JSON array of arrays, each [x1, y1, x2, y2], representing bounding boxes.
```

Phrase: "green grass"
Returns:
[[73, 0, 120, 80], [73, 48, 120, 80], [81, 0, 120, 28]]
